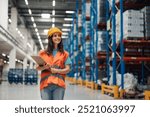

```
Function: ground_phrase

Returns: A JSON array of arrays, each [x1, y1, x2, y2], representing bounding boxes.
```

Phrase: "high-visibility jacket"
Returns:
[[38, 50, 69, 90]]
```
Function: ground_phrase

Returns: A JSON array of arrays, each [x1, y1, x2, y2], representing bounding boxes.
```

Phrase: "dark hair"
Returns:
[[45, 35, 64, 55]]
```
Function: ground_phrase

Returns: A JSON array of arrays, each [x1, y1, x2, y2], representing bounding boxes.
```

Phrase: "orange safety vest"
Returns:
[[38, 50, 69, 90]]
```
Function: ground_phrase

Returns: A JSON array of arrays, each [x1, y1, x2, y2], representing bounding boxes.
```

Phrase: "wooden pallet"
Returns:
[[85, 81, 95, 89], [101, 83, 119, 99], [76, 79, 84, 86], [144, 90, 150, 100]]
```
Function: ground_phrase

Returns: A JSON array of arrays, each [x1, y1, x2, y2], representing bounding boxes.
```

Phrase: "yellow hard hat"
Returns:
[[47, 27, 62, 37]]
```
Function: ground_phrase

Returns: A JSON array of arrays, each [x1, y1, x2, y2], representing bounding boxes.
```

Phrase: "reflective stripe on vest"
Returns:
[[40, 65, 65, 84], [40, 73, 65, 83]]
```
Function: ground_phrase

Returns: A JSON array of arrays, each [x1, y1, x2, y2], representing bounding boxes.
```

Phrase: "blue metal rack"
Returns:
[[90, 0, 97, 83], [90, 0, 108, 85], [106, 0, 110, 83], [111, 0, 117, 85], [119, 0, 125, 89], [75, 0, 79, 80], [68, 15, 75, 77], [81, 0, 86, 81], [106, 0, 150, 89], [106, 0, 118, 86]]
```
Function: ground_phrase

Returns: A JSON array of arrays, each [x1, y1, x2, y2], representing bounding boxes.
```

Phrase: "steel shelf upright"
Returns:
[[106, 0, 117, 85], [119, 0, 125, 89], [90, 0, 97, 84], [74, 0, 79, 80], [81, 0, 86, 81], [106, 0, 124, 88], [111, 0, 117, 85], [68, 15, 76, 77], [106, 0, 110, 83]]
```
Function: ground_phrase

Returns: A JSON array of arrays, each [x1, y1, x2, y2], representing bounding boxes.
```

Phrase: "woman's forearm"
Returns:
[[51, 65, 70, 74], [58, 67, 70, 74], [36, 66, 45, 71], [36, 64, 50, 71]]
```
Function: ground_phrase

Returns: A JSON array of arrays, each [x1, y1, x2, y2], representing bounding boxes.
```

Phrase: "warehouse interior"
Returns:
[[0, 0, 150, 100]]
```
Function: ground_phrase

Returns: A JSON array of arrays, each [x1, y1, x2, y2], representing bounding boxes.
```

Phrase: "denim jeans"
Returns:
[[40, 84, 65, 100]]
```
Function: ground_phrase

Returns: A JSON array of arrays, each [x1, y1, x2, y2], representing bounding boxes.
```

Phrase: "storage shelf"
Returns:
[[96, 22, 106, 30], [124, 53, 150, 57], [123, 39, 150, 48], [116, 1, 150, 10], [86, 35, 90, 40], [86, 16, 90, 21], [123, 57, 150, 62]]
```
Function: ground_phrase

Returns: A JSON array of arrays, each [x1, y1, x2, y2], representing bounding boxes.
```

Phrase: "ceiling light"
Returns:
[[52, 10, 55, 15], [41, 13, 50, 18], [62, 36, 68, 38], [35, 28, 38, 32], [31, 17, 34, 22], [36, 32, 39, 36], [8, 18, 12, 23], [44, 29, 49, 33], [63, 24, 73, 27], [52, 18, 55, 23], [64, 18, 73, 21], [62, 33, 68, 35], [52, 0, 55, 6], [38, 36, 40, 39], [2, 53, 6, 57], [27, 43, 31, 48], [25, 0, 28, 5], [18, 30, 21, 34], [62, 28, 70, 31], [66, 11, 75, 14], [28, 9, 32, 15], [33, 23, 36, 28], [52, 24, 55, 27]]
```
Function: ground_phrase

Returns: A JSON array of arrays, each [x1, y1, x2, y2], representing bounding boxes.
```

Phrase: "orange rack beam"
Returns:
[[123, 57, 150, 62]]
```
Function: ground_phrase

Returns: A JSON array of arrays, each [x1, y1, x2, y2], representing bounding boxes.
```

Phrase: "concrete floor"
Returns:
[[0, 80, 114, 100]]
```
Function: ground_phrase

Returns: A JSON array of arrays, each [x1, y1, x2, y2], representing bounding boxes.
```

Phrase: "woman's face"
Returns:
[[52, 32, 61, 45]]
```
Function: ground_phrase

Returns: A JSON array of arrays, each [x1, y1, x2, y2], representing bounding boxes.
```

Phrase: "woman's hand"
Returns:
[[50, 65, 70, 74], [50, 68, 59, 74], [36, 64, 50, 71]]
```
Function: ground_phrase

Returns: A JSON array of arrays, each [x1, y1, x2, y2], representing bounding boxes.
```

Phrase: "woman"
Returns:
[[37, 27, 71, 100]]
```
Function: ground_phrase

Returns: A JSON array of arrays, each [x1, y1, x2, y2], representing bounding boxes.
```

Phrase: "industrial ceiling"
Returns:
[[8, 0, 82, 50]]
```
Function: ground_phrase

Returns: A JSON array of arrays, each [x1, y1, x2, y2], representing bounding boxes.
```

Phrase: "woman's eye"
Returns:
[[53, 34, 61, 37]]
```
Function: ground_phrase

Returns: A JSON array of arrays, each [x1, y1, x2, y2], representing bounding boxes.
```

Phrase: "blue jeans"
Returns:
[[40, 84, 65, 100]]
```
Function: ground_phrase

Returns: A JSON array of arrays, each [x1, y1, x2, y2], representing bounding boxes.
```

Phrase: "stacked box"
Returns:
[[86, 41, 90, 57], [85, 41, 90, 57], [116, 10, 144, 42], [94, 31, 107, 52], [78, 14, 82, 27], [78, 32, 82, 45], [24, 69, 38, 85], [141, 6, 150, 38], [8, 69, 23, 84], [86, 21, 91, 36], [97, 0, 106, 23], [86, 2, 91, 17]]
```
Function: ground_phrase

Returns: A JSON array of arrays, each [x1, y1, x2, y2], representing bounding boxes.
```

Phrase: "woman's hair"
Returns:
[[46, 35, 64, 55]]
